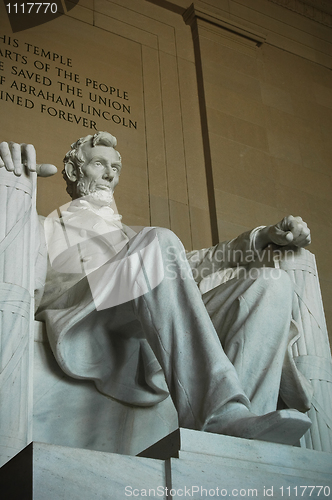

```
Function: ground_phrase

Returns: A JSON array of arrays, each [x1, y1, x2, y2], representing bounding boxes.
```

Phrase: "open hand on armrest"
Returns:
[[0, 141, 57, 177]]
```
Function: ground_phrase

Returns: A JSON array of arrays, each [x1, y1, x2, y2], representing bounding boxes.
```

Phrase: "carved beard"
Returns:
[[76, 177, 114, 205]]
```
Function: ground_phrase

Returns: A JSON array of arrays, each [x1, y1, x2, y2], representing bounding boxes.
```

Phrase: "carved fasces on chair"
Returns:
[[0, 167, 37, 466], [273, 247, 332, 452]]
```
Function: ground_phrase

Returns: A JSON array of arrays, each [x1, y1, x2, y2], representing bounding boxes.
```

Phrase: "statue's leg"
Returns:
[[126, 227, 250, 431], [121, 228, 310, 444], [203, 267, 293, 415]]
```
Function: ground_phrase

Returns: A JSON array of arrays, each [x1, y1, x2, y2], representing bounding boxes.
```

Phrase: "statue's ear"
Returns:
[[64, 162, 78, 182]]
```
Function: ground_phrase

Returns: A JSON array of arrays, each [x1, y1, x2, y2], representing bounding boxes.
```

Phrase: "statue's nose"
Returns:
[[102, 166, 114, 180]]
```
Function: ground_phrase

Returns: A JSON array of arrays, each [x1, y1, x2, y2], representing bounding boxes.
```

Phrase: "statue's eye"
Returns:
[[94, 161, 102, 167]]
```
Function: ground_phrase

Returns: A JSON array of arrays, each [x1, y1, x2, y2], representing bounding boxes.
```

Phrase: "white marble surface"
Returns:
[[33, 321, 178, 456], [170, 456, 332, 500], [0, 167, 36, 468], [166, 429, 332, 500], [0, 442, 167, 500], [2, 431, 331, 500], [141, 427, 332, 473]]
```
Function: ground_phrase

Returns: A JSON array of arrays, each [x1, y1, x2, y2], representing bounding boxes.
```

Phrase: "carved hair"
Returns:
[[62, 131, 119, 198]]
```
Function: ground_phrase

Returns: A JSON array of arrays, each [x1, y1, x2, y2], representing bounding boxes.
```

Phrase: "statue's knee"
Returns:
[[154, 227, 181, 247], [138, 227, 178, 245], [138, 227, 184, 264], [136, 227, 184, 267]]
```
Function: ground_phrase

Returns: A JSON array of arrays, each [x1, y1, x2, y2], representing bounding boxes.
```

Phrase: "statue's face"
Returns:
[[76, 143, 122, 202]]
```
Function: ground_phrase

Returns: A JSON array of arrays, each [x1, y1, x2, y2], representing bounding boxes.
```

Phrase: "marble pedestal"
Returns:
[[1, 430, 331, 500], [0, 442, 167, 500], [141, 428, 332, 500]]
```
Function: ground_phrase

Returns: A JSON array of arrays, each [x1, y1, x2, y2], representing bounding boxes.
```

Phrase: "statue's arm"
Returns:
[[186, 216, 311, 283], [186, 229, 255, 282], [0, 141, 57, 177]]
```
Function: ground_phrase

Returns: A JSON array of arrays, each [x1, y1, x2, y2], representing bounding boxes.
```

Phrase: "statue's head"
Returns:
[[63, 131, 122, 203]]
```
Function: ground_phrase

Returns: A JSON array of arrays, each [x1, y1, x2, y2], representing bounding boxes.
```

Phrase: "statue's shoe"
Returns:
[[204, 407, 311, 445]]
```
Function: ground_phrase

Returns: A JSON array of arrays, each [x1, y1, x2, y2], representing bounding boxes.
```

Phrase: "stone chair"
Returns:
[[0, 166, 331, 470]]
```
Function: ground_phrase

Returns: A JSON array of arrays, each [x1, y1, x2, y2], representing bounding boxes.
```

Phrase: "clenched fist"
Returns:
[[269, 216, 311, 247], [256, 216, 311, 250]]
